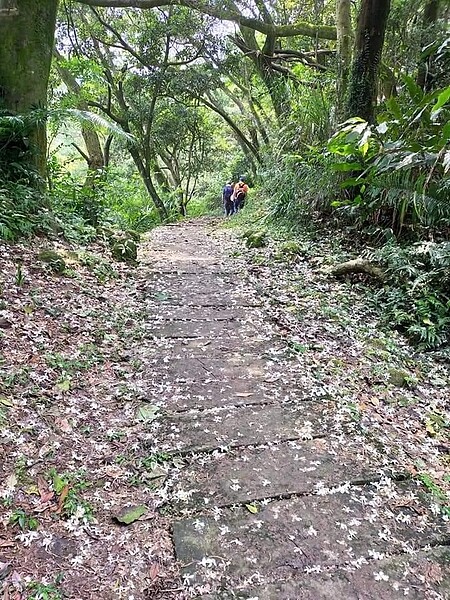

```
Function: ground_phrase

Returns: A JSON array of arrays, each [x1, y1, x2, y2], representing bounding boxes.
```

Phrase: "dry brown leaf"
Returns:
[[423, 562, 443, 583], [37, 475, 54, 504], [55, 485, 69, 514], [103, 465, 125, 478], [55, 417, 72, 433], [149, 562, 160, 581]]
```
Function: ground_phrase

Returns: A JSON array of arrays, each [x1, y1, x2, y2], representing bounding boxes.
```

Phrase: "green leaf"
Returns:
[[426, 420, 437, 436], [245, 503, 259, 514], [52, 473, 67, 495], [386, 97, 402, 119], [56, 378, 71, 392], [431, 86, 450, 118], [331, 162, 362, 172], [403, 74, 423, 103], [0, 396, 13, 407], [441, 122, 450, 142], [339, 177, 365, 188], [135, 404, 159, 423], [114, 505, 148, 525]]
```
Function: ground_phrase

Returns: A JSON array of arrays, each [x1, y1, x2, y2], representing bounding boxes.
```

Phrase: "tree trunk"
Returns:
[[0, 0, 58, 177], [54, 51, 106, 188], [129, 147, 168, 221], [416, 0, 440, 91], [234, 27, 291, 121], [201, 96, 261, 163], [335, 0, 353, 122], [54, 50, 110, 226], [345, 0, 390, 122], [328, 258, 384, 280]]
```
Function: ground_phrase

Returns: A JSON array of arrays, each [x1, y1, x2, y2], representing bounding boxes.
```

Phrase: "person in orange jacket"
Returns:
[[233, 176, 249, 212]]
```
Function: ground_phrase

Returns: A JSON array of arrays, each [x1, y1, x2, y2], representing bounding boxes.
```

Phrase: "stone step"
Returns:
[[198, 547, 450, 600], [138, 378, 313, 411], [137, 336, 282, 359], [144, 320, 264, 339], [165, 435, 399, 510], [145, 357, 267, 381], [172, 481, 448, 593], [148, 401, 341, 454], [145, 306, 253, 321]]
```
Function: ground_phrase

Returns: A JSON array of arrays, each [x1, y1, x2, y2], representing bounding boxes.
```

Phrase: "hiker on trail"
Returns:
[[233, 177, 249, 212], [223, 181, 235, 216]]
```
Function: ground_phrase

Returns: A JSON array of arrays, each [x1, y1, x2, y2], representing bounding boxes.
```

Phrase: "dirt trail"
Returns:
[[1, 219, 448, 600]]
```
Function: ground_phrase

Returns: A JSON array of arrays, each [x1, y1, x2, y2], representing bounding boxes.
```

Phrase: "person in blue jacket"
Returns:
[[223, 181, 235, 216]]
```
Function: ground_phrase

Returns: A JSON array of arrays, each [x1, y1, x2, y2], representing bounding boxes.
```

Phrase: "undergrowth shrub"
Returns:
[[0, 183, 51, 241], [263, 150, 337, 228], [0, 112, 54, 241], [327, 78, 450, 239], [372, 241, 450, 349]]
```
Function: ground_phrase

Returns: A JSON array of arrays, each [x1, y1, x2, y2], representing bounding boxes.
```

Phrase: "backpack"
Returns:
[[223, 184, 233, 200]]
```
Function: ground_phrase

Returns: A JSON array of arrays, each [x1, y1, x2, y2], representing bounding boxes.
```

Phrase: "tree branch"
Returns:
[[72, 142, 91, 162], [74, 0, 337, 40]]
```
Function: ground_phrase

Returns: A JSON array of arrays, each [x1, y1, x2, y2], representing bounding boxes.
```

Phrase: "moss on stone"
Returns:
[[110, 237, 137, 263], [388, 367, 410, 388], [37, 249, 66, 273], [242, 229, 268, 249]]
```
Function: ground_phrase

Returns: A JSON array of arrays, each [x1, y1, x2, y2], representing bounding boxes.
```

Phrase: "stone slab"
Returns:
[[144, 357, 267, 381], [139, 378, 311, 411], [198, 547, 450, 600], [146, 294, 261, 308], [145, 306, 252, 321], [173, 481, 448, 587], [144, 320, 262, 339], [145, 272, 237, 285], [165, 436, 397, 509], [149, 401, 339, 453], [137, 335, 281, 359]]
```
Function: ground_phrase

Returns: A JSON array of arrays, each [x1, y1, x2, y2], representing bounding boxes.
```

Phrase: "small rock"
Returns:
[[135, 404, 159, 423], [0, 318, 11, 329], [37, 249, 66, 274], [388, 367, 410, 387], [114, 505, 148, 525], [242, 229, 268, 249], [110, 238, 137, 262]]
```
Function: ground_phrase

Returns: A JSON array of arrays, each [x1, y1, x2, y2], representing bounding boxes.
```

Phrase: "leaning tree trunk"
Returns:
[[345, 0, 391, 123], [0, 0, 58, 177], [129, 147, 169, 222], [235, 26, 291, 121], [54, 49, 106, 212], [335, 0, 353, 122]]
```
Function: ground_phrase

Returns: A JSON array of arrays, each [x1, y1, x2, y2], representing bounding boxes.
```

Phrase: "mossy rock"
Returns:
[[125, 229, 141, 243], [388, 368, 411, 387], [97, 226, 117, 241], [37, 249, 66, 274], [242, 229, 268, 249], [110, 238, 137, 263], [280, 241, 302, 256]]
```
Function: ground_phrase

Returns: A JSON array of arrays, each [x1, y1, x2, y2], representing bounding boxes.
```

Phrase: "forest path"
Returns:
[[140, 220, 449, 599], [1, 219, 448, 600]]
